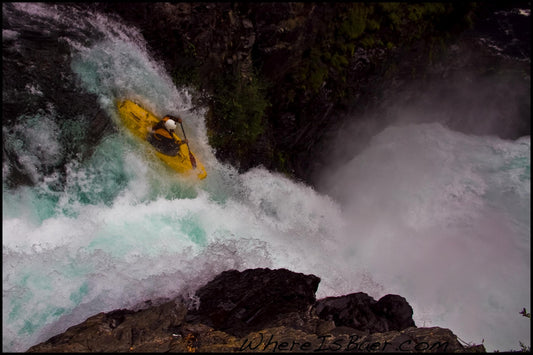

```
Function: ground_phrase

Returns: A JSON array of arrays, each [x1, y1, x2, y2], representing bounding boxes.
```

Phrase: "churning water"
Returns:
[[2, 3, 530, 352]]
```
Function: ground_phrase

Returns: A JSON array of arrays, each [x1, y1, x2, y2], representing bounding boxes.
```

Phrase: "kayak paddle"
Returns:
[[179, 122, 197, 169]]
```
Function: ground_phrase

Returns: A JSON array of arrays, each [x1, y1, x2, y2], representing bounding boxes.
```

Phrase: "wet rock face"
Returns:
[[26, 300, 189, 353], [26, 268, 484, 353], [375, 294, 417, 331], [187, 268, 321, 335], [315, 293, 415, 333]]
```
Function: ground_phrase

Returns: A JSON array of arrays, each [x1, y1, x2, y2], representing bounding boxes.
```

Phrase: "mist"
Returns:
[[314, 63, 530, 351]]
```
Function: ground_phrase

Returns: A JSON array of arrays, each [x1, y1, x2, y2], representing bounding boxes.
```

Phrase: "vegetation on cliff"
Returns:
[[96, 2, 529, 183], [96, 2, 480, 179]]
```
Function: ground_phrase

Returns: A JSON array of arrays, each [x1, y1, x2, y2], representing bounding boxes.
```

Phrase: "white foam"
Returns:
[[2, 29, 19, 40], [2, 3, 530, 353], [518, 9, 530, 17], [318, 123, 530, 351]]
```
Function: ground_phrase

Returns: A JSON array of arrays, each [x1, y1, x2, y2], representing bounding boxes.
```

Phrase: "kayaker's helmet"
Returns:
[[165, 119, 177, 131]]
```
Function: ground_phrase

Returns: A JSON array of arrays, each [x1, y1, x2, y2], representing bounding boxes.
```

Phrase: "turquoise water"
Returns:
[[2, 3, 530, 352]]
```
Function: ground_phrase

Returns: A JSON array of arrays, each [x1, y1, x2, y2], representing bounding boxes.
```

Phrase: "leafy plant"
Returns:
[[494, 308, 531, 352], [519, 308, 531, 318], [208, 66, 271, 160]]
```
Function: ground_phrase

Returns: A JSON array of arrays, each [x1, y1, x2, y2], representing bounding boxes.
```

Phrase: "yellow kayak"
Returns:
[[116, 99, 207, 180]]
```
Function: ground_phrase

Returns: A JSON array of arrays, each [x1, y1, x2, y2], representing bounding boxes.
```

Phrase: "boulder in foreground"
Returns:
[[27, 268, 485, 353]]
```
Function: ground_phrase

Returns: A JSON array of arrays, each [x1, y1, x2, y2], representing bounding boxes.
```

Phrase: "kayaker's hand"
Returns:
[[176, 117, 183, 124], [182, 139, 188, 145]]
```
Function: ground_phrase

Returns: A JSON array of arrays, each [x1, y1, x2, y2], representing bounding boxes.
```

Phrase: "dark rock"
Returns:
[[359, 326, 469, 353], [374, 294, 417, 331], [26, 268, 484, 353], [315, 292, 415, 333], [27, 299, 188, 353], [187, 268, 320, 336]]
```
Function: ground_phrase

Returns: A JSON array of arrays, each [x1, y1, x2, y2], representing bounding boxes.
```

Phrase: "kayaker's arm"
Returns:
[[172, 132, 188, 146]]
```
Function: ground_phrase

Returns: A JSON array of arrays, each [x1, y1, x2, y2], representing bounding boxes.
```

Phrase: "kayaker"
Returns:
[[147, 115, 188, 156]]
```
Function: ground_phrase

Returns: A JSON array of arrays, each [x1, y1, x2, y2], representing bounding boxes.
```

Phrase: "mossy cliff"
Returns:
[[94, 2, 529, 183]]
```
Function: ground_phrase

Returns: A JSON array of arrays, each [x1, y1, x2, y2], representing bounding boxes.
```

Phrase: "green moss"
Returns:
[[330, 53, 349, 73], [366, 18, 381, 31], [292, 48, 329, 94], [171, 40, 202, 89], [360, 35, 382, 48], [272, 150, 295, 177], [287, 5, 375, 99], [379, 2, 401, 12], [208, 67, 271, 159], [339, 5, 369, 40], [167, 2, 479, 176]]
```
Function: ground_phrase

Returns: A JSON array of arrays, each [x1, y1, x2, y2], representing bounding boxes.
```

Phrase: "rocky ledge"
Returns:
[[27, 268, 485, 353]]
